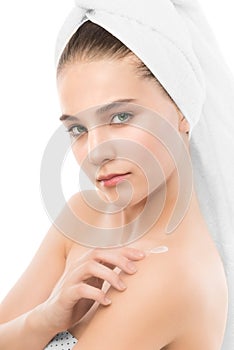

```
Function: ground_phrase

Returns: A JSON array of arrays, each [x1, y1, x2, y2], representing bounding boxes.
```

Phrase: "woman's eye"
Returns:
[[66, 125, 87, 137], [111, 112, 133, 124]]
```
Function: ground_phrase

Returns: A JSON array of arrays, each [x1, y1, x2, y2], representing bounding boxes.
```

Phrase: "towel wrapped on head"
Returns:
[[55, 0, 207, 134], [55, 1, 234, 348]]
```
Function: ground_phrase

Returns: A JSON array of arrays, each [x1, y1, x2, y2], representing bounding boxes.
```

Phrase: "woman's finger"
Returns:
[[69, 282, 112, 305], [72, 260, 128, 291], [89, 246, 145, 274]]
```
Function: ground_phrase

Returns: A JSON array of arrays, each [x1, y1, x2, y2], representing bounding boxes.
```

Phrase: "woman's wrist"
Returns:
[[25, 303, 59, 343], [0, 305, 58, 350]]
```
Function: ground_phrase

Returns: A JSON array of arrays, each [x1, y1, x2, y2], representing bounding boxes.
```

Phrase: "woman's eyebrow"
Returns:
[[59, 114, 79, 122], [59, 98, 137, 122]]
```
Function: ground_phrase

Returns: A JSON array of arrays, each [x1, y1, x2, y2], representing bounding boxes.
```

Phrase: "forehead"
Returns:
[[56, 57, 176, 124], [57, 57, 140, 88], [57, 58, 149, 113]]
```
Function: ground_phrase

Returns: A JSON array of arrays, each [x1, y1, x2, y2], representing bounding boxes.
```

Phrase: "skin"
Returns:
[[56, 56, 228, 349]]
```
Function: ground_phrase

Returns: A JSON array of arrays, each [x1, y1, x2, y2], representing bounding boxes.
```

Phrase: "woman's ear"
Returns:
[[177, 109, 190, 135]]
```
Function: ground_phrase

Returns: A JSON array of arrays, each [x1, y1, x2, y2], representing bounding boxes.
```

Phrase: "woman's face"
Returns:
[[57, 56, 189, 206]]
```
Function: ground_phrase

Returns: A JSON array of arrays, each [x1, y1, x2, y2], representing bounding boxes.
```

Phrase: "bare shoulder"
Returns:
[[73, 233, 228, 349], [67, 189, 102, 207], [65, 189, 104, 222], [73, 247, 200, 349], [60, 189, 112, 251]]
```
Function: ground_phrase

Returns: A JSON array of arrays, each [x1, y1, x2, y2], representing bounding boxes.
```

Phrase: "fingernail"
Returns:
[[118, 280, 127, 289], [134, 251, 145, 258], [104, 297, 112, 305], [127, 261, 137, 272]]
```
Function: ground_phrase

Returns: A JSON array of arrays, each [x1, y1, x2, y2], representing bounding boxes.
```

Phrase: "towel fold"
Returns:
[[55, 1, 234, 348]]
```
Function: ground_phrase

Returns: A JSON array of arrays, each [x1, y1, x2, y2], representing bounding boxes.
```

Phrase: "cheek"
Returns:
[[127, 126, 169, 158], [71, 139, 86, 165], [128, 127, 175, 177]]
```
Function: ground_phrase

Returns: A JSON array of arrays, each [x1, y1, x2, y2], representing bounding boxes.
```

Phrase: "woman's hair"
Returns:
[[56, 20, 174, 102]]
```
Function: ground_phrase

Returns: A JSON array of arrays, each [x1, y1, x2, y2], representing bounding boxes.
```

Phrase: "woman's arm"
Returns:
[[0, 304, 59, 350], [0, 191, 94, 324], [0, 191, 99, 323], [0, 241, 145, 350], [0, 225, 68, 323], [0, 223, 70, 350], [0, 192, 146, 349]]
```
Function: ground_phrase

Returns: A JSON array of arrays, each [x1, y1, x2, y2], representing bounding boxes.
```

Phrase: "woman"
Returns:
[[0, 0, 233, 349]]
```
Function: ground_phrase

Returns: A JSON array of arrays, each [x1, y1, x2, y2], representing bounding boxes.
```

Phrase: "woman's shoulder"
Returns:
[[65, 189, 108, 226], [55, 190, 99, 257], [72, 240, 204, 349], [120, 241, 199, 310], [133, 237, 227, 345], [125, 230, 228, 345]]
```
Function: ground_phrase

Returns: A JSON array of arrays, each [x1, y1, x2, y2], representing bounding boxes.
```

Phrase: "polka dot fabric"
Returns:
[[44, 331, 78, 350]]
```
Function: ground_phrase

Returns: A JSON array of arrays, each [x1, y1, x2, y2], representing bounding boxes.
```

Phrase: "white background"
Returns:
[[0, 0, 234, 301]]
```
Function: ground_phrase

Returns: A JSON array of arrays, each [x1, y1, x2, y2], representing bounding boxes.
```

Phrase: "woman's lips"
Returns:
[[97, 173, 131, 187]]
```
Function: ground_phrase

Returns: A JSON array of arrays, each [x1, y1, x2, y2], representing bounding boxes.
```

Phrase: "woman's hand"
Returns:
[[39, 246, 145, 333]]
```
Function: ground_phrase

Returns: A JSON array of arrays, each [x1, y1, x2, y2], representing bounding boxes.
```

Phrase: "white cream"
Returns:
[[144, 246, 169, 256]]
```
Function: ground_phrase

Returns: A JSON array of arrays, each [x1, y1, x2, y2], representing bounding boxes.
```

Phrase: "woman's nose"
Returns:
[[87, 126, 116, 165]]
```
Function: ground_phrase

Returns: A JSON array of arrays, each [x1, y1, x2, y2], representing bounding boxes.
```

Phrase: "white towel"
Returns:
[[54, 1, 234, 348]]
